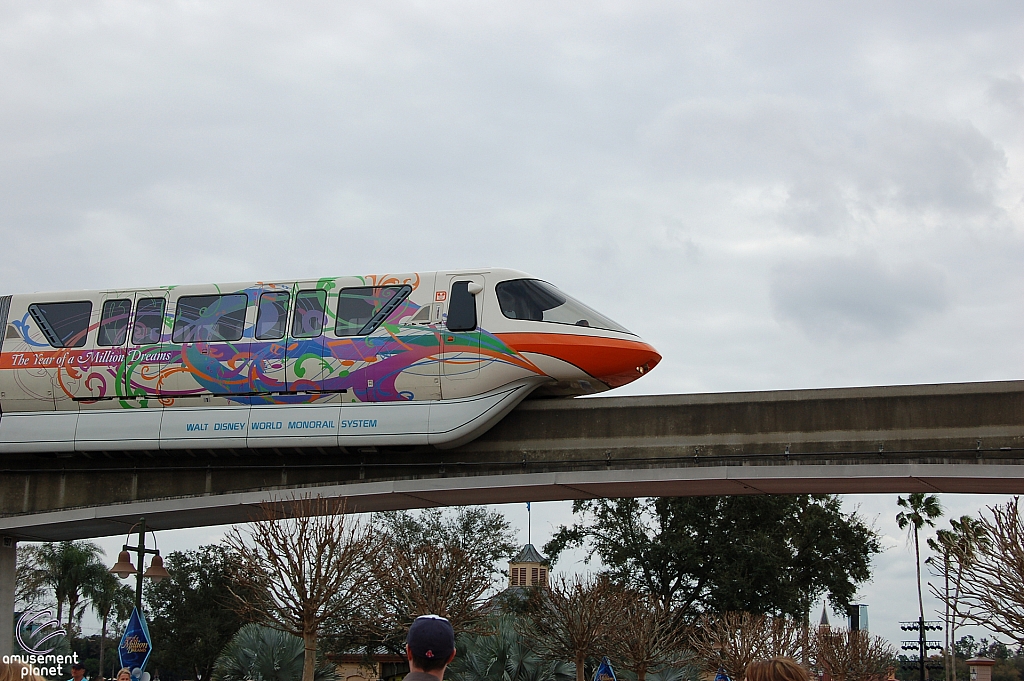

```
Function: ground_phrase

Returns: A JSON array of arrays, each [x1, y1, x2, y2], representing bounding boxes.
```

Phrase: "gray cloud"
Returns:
[[990, 74, 1024, 115], [770, 254, 950, 339], [641, 101, 1007, 234]]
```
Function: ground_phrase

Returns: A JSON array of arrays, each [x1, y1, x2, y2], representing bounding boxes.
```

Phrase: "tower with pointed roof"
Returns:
[[508, 544, 549, 588], [818, 603, 831, 631]]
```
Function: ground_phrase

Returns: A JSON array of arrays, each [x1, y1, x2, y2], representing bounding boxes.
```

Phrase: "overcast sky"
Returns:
[[3, 0, 1023, 655]]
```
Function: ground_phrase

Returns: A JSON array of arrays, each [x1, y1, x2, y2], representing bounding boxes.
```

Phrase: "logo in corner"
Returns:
[[16, 609, 67, 655]]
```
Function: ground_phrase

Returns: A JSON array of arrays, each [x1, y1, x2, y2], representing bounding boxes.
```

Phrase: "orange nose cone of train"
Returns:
[[499, 333, 662, 389]]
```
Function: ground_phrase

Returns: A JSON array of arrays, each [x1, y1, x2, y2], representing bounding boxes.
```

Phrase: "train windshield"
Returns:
[[495, 279, 631, 333]]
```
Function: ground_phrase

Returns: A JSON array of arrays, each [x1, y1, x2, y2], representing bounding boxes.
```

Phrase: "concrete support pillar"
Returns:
[[0, 537, 16, 656]]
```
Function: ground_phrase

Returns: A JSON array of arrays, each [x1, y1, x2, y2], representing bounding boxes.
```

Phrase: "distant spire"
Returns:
[[819, 603, 830, 629]]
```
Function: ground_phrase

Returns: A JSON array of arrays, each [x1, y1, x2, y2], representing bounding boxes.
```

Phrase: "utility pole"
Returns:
[[901, 618, 942, 681]]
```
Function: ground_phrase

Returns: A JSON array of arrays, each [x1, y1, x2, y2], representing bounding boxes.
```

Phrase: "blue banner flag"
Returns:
[[119, 607, 153, 673], [526, 502, 531, 511], [715, 668, 732, 681], [593, 657, 617, 681]]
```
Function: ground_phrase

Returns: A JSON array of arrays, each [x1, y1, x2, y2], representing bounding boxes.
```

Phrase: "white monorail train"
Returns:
[[0, 269, 660, 452]]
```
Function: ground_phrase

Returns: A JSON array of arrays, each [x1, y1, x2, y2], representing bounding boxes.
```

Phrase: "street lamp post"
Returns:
[[109, 517, 170, 611]]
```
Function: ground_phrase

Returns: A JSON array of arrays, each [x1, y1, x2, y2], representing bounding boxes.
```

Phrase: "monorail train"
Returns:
[[0, 269, 660, 452]]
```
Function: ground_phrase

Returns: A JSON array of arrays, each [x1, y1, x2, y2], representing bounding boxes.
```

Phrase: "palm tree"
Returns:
[[87, 573, 135, 680], [34, 541, 108, 630], [449, 615, 575, 681], [927, 516, 989, 681], [927, 529, 956, 681], [212, 624, 339, 681], [896, 494, 944, 624], [897, 494, 943, 681]]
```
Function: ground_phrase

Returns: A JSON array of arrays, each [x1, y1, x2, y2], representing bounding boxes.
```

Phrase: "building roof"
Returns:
[[819, 605, 830, 627], [510, 543, 547, 564]]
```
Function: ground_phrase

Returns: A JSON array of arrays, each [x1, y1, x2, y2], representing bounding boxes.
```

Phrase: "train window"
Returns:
[[256, 291, 290, 341], [446, 281, 477, 332], [495, 279, 631, 333], [172, 294, 248, 343], [132, 298, 166, 345], [291, 290, 327, 338], [27, 301, 92, 348], [335, 285, 411, 336], [97, 299, 133, 346]]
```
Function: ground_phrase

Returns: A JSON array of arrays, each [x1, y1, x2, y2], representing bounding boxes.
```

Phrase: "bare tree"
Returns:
[[606, 591, 690, 681], [811, 629, 896, 681], [224, 496, 381, 681], [371, 541, 494, 645], [689, 612, 803, 681], [368, 507, 517, 653], [524, 575, 627, 681], [951, 498, 1024, 647]]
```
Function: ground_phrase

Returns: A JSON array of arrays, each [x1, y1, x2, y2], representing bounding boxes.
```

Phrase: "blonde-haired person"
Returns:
[[745, 658, 810, 681], [115, 669, 132, 681], [0, 661, 47, 681]]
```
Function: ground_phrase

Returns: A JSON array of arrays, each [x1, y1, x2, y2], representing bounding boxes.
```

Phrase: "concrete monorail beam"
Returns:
[[2, 379, 1023, 541]]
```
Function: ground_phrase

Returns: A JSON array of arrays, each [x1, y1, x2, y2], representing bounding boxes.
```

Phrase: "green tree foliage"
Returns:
[[146, 545, 260, 681], [212, 624, 339, 681], [544, 496, 881, 617], [377, 506, 519, 572], [14, 545, 48, 609], [448, 615, 575, 681], [33, 541, 108, 630]]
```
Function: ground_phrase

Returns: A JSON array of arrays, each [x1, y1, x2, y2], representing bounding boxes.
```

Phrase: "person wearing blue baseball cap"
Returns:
[[405, 615, 457, 681], [66, 662, 87, 681]]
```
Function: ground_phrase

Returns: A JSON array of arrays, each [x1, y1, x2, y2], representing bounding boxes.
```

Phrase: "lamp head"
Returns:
[[109, 551, 137, 579], [143, 553, 170, 582]]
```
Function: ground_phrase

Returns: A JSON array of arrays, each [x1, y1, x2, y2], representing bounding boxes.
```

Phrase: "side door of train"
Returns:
[[249, 284, 292, 395], [75, 291, 163, 451], [439, 273, 485, 398], [285, 280, 329, 393], [70, 292, 134, 402], [122, 290, 172, 401], [94, 289, 171, 448], [248, 280, 339, 448], [245, 282, 331, 393]]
